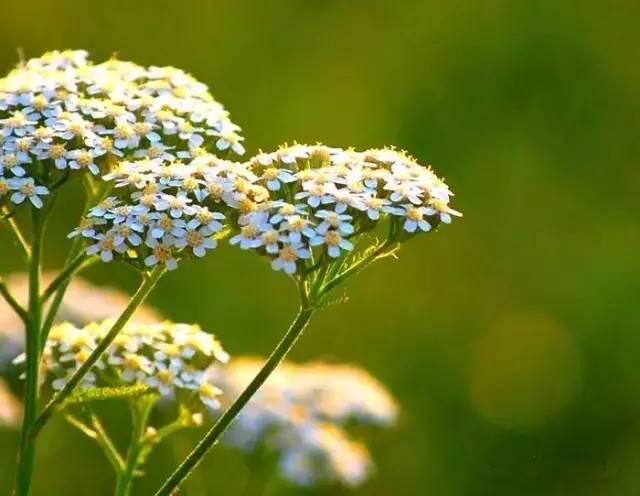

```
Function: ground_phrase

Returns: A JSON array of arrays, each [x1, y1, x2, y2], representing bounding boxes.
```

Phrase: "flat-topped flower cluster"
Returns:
[[238, 144, 462, 274], [41, 320, 229, 410], [71, 154, 265, 269], [0, 49, 244, 210], [77, 143, 461, 273], [210, 357, 398, 487]]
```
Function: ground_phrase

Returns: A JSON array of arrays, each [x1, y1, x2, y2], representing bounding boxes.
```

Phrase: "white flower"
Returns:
[[271, 244, 311, 274], [260, 167, 297, 191], [155, 191, 195, 218], [215, 128, 245, 155], [119, 353, 154, 382], [149, 213, 186, 240], [230, 222, 264, 250], [314, 210, 354, 236], [67, 149, 100, 175], [8, 177, 49, 208], [86, 233, 126, 262], [281, 215, 316, 244], [186, 207, 224, 234], [395, 205, 431, 233], [197, 382, 222, 410], [174, 228, 216, 257], [310, 230, 354, 258], [0, 153, 26, 177], [145, 362, 180, 396], [144, 237, 178, 270], [424, 198, 463, 224]]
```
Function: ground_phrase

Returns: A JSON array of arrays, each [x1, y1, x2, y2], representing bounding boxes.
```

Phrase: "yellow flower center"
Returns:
[[100, 237, 115, 251], [19, 182, 34, 195], [16, 138, 31, 152], [68, 122, 86, 136], [47, 144, 65, 160], [153, 244, 172, 263], [262, 230, 279, 244], [241, 225, 259, 237], [31, 94, 48, 111], [133, 122, 151, 135], [75, 349, 91, 363], [207, 183, 223, 199], [196, 210, 213, 224], [238, 199, 256, 215], [406, 207, 422, 221], [279, 246, 298, 262], [114, 123, 133, 139], [325, 231, 342, 246], [198, 383, 220, 399], [159, 215, 173, 230], [288, 216, 305, 232], [186, 230, 203, 247], [263, 168, 278, 180], [100, 137, 114, 151], [3, 153, 17, 167], [182, 177, 198, 191], [76, 151, 93, 168], [123, 355, 143, 370], [157, 369, 173, 384]]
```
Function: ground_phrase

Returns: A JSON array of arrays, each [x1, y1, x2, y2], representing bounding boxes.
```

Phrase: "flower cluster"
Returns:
[[0, 49, 244, 211], [209, 357, 398, 487], [41, 320, 229, 410], [238, 144, 462, 274], [0, 273, 162, 370], [72, 154, 265, 270]]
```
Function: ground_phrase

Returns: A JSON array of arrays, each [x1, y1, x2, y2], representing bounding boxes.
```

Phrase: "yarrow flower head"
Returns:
[[0, 50, 245, 212], [41, 320, 229, 411], [209, 357, 398, 487], [75, 154, 266, 270], [239, 144, 462, 276]]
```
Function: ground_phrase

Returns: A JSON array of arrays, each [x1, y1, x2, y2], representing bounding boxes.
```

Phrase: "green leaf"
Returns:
[[59, 384, 154, 409]]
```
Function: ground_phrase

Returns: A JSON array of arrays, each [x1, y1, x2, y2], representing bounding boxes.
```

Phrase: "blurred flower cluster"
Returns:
[[0, 273, 162, 369], [73, 155, 265, 269], [39, 320, 229, 410], [239, 144, 461, 274], [0, 49, 244, 211], [210, 357, 398, 487]]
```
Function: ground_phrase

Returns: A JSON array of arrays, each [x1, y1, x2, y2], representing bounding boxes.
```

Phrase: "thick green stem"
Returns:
[[153, 305, 315, 496], [114, 398, 155, 496], [14, 210, 44, 496], [33, 267, 165, 436]]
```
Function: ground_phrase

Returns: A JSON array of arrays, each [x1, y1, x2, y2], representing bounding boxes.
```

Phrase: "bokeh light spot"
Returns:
[[469, 313, 582, 429]]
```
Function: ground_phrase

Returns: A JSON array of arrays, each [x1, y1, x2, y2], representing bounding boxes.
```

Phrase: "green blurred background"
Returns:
[[1, 0, 639, 494]]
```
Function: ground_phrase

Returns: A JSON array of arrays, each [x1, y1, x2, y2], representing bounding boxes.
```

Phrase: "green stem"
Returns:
[[0, 277, 28, 323], [86, 407, 126, 475], [39, 251, 95, 352], [33, 267, 165, 436], [153, 305, 315, 496], [318, 240, 398, 298], [115, 398, 155, 496], [14, 209, 45, 496], [1, 206, 31, 259], [39, 183, 98, 349], [40, 252, 91, 303]]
